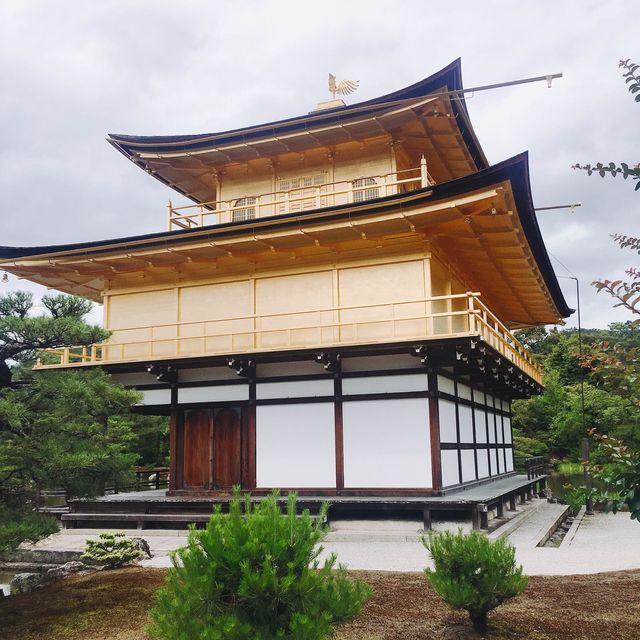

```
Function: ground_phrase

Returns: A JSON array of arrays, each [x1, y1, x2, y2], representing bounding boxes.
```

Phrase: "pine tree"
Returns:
[[0, 291, 108, 387], [423, 530, 528, 633], [148, 489, 372, 640]]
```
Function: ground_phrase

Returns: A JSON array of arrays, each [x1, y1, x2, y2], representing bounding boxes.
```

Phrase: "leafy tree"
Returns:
[[0, 510, 58, 553], [589, 431, 640, 521], [572, 59, 640, 190], [512, 432, 549, 459], [131, 415, 170, 467], [0, 291, 169, 550], [570, 59, 640, 520], [592, 235, 640, 320], [148, 489, 372, 640], [0, 368, 142, 500], [423, 530, 528, 633], [0, 291, 108, 387], [512, 359, 640, 461], [514, 326, 561, 357]]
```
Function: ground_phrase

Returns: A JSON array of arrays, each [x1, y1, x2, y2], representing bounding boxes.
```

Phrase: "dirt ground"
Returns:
[[2, 566, 640, 639]]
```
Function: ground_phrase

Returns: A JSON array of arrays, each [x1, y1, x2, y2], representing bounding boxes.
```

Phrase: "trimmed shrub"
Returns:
[[423, 530, 528, 633], [0, 510, 58, 553], [81, 531, 142, 568], [148, 489, 372, 640], [563, 484, 591, 516]]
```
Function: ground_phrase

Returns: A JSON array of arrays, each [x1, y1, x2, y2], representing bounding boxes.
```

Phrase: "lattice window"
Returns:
[[232, 196, 257, 222], [352, 177, 379, 203], [277, 173, 327, 214]]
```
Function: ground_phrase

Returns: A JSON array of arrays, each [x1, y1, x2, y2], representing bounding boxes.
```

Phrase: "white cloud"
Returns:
[[0, 0, 637, 330]]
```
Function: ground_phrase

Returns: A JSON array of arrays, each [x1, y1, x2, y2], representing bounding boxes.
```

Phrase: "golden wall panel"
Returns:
[[219, 174, 273, 205], [179, 280, 252, 323], [430, 255, 471, 335], [108, 289, 176, 330], [339, 260, 425, 307], [256, 270, 333, 316], [333, 142, 392, 181], [103, 251, 478, 356]]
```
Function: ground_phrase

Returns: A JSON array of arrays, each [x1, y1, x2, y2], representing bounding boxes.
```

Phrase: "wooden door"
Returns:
[[212, 408, 241, 489], [183, 410, 211, 489]]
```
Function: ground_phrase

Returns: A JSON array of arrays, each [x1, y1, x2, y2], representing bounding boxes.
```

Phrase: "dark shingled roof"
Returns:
[[107, 59, 488, 173]]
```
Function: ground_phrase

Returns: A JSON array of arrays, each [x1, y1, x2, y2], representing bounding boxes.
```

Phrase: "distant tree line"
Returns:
[[512, 322, 640, 463]]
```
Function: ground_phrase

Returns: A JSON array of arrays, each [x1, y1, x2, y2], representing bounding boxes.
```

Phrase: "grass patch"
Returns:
[[556, 461, 584, 475], [2, 567, 640, 639]]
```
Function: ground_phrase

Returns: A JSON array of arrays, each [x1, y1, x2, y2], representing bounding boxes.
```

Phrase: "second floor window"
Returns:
[[277, 173, 327, 214], [352, 177, 379, 203], [233, 196, 257, 222]]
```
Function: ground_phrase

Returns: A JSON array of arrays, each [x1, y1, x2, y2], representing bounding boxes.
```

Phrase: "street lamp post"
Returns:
[[558, 275, 593, 515]]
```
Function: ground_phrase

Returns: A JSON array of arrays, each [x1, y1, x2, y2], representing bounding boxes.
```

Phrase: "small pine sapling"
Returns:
[[81, 531, 142, 569], [423, 530, 528, 633], [148, 488, 372, 640]]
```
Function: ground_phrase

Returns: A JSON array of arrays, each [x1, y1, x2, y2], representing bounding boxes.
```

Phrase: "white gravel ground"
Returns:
[[21, 507, 640, 576]]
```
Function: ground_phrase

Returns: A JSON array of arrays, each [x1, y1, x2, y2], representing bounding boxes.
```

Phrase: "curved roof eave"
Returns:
[[0, 153, 569, 320], [107, 59, 488, 170]]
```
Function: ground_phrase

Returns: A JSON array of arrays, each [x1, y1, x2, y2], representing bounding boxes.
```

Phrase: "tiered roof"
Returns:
[[0, 60, 572, 326]]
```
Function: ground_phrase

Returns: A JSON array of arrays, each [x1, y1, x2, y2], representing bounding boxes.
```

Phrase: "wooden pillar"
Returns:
[[168, 381, 179, 493], [453, 372, 462, 485], [508, 495, 517, 511], [496, 500, 504, 518], [423, 507, 432, 532], [242, 378, 257, 490], [427, 371, 442, 492], [168, 411, 178, 492], [470, 385, 479, 482], [471, 505, 481, 531], [334, 364, 344, 493], [420, 155, 429, 187]]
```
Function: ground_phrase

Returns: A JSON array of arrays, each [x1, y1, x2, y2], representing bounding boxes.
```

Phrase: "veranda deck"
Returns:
[[62, 474, 546, 532]]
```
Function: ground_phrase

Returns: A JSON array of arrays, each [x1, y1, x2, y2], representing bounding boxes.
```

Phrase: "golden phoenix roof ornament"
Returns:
[[328, 73, 359, 100]]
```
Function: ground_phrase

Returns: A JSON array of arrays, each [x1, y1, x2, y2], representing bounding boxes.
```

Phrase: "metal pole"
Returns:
[[558, 275, 592, 512], [574, 278, 586, 438], [581, 437, 594, 515], [534, 203, 582, 212], [558, 276, 586, 433], [455, 73, 563, 95]]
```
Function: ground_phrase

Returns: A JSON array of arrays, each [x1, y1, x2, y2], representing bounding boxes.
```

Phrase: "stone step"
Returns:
[[503, 502, 569, 549], [488, 498, 548, 541]]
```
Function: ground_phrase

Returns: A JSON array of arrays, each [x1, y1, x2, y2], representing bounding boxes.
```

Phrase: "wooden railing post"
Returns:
[[166, 200, 173, 231], [420, 155, 428, 187], [467, 293, 476, 333]]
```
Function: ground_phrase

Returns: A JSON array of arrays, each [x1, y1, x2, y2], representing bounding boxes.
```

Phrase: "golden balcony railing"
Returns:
[[167, 160, 434, 231], [36, 293, 542, 384]]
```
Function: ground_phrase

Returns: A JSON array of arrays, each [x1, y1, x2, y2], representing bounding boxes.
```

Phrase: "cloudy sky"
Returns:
[[1, 1, 637, 329]]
